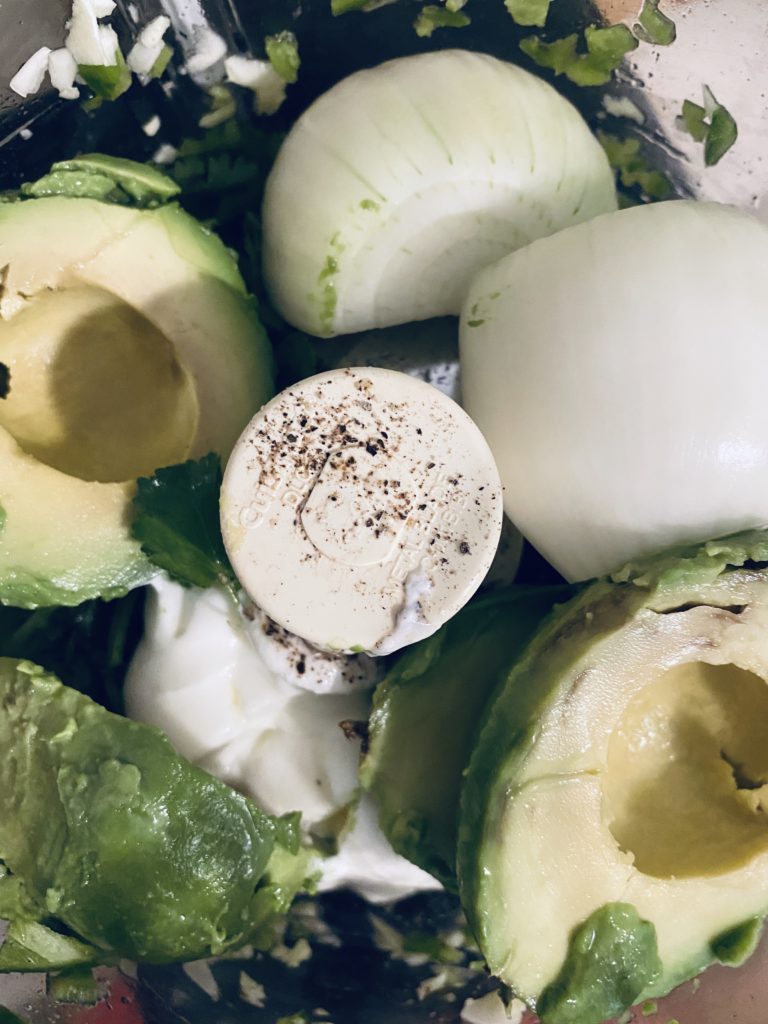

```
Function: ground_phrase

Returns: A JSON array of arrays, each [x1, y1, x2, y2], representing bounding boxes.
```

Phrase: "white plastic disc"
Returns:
[[221, 367, 503, 655]]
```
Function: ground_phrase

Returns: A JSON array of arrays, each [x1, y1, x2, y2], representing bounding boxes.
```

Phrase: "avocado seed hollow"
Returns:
[[604, 660, 768, 879], [0, 285, 199, 483]]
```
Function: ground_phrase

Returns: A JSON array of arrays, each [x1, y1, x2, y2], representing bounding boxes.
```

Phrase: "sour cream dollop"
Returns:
[[125, 577, 441, 903]]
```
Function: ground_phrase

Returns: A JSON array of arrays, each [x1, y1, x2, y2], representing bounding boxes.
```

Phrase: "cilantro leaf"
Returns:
[[521, 24, 637, 86], [414, 5, 471, 37], [678, 99, 708, 142], [520, 33, 579, 76], [132, 454, 238, 599], [634, 0, 676, 46], [331, 0, 371, 13], [505, 0, 550, 28], [705, 100, 738, 166], [677, 87, 737, 166], [597, 131, 673, 200]]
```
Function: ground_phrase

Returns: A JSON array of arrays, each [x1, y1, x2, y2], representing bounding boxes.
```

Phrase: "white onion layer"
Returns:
[[460, 200, 768, 582], [262, 49, 617, 338]]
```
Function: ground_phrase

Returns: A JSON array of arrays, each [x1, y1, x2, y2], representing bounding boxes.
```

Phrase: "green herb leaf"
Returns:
[[678, 98, 708, 142], [331, 0, 369, 13], [414, 4, 471, 37], [575, 24, 639, 85], [677, 88, 737, 166], [78, 49, 132, 101], [521, 25, 637, 85], [265, 31, 301, 84], [705, 99, 738, 165], [0, 363, 8, 399], [520, 33, 579, 76], [199, 84, 237, 129], [597, 131, 673, 200], [634, 0, 676, 45], [132, 454, 238, 599], [504, 0, 550, 28]]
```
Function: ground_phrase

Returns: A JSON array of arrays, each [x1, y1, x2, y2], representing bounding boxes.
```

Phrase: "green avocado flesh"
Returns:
[[458, 530, 768, 1024], [361, 584, 574, 887], [0, 658, 306, 964], [0, 195, 272, 608]]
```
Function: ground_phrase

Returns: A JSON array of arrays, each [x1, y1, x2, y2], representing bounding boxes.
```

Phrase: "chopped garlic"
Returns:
[[9, 47, 52, 97], [66, 0, 117, 65], [182, 961, 221, 1001], [224, 55, 286, 115], [185, 26, 227, 74], [153, 143, 178, 164], [128, 15, 171, 75], [48, 48, 80, 100], [460, 992, 525, 1024], [139, 15, 172, 48], [142, 114, 162, 136], [98, 24, 120, 62]]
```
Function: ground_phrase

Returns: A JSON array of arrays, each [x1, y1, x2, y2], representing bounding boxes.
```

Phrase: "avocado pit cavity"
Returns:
[[0, 284, 199, 483], [605, 657, 768, 879]]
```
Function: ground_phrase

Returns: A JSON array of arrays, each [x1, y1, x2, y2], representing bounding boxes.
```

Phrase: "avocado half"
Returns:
[[0, 195, 272, 607], [459, 531, 768, 1024]]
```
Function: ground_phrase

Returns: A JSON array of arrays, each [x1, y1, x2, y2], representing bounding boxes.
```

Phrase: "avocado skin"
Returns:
[[362, 584, 575, 888], [0, 659, 287, 963], [536, 903, 662, 1024], [710, 917, 763, 966]]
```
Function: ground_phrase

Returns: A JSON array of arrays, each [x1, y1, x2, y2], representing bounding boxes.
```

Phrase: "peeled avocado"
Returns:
[[459, 531, 768, 1024], [361, 584, 573, 888], [0, 195, 272, 607], [0, 658, 307, 964]]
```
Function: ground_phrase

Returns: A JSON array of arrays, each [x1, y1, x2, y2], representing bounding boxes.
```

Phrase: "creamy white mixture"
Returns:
[[125, 577, 441, 902]]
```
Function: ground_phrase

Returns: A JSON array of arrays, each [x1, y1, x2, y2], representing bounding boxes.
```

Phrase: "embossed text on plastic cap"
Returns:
[[221, 367, 503, 655]]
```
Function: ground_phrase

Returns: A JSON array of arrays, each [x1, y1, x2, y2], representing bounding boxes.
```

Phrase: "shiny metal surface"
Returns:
[[1, 1, 768, 1022]]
